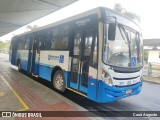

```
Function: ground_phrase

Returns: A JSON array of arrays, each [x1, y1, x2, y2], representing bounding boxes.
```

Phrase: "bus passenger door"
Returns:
[[70, 30, 94, 94], [70, 31, 82, 90], [10, 40, 18, 65], [28, 36, 37, 74], [28, 36, 42, 75], [80, 30, 94, 93]]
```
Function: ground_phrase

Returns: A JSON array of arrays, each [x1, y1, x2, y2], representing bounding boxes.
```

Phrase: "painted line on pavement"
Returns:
[[1, 76, 29, 111], [0, 92, 4, 97], [67, 88, 87, 97]]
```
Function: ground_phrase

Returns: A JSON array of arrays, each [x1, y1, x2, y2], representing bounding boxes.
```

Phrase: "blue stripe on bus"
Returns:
[[64, 72, 69, 88], [19, 61, 143, 103], [33, 63, 39, 74], [79, 85, 88, 93], [39, 65, 53, 81], [97, 80, 142, 103], [39, 63, 55, 68], [88, 77, 97, 101], [70, 82, 78, 89], [21, 60, 28, 71], [20, 59, 39, 74]]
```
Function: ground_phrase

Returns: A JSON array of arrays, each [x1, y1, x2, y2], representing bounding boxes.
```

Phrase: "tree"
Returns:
[[144, 50, 148, 62], [114, 3, 124, 13], [26, 25, 38, 31], [114, 3, 140, 23], [0, 40, 10, 53]]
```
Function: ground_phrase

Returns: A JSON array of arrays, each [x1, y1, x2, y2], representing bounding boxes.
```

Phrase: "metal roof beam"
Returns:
[[35, 0, 61, 7], [0, 8, 57, 13], [0, 0, 78, 38], [0, 21, 22, 27]]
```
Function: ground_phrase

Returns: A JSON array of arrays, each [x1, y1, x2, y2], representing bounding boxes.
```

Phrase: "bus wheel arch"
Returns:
[[51, 66, 66, 92], [17, 59, 21, 71]]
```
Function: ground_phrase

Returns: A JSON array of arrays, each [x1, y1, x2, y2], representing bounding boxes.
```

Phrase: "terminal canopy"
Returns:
[[144, 39, 160, 47], [0, 0, 77, 37]]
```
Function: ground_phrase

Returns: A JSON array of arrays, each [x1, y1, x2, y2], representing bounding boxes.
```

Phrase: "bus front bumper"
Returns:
[[97, 81, 143, 103]]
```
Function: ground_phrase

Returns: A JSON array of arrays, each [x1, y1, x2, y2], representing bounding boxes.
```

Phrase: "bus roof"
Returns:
[[12, 7, 141, 39]]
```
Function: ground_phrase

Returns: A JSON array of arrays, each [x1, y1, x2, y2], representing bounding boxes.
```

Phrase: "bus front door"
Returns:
[[28, 37, 40, 75], [70, 30, 93, 94]]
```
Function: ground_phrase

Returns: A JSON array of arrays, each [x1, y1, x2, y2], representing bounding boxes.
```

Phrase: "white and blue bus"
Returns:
[[9, 7, 143, 103]]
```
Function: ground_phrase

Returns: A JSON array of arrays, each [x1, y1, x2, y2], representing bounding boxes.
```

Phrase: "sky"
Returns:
[[0, 0, 160, 41]]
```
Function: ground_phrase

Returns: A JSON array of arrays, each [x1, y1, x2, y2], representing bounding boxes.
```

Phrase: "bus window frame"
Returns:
[[102, 21, 143, 72], [71, 14, 99, 69], [44, 24, 71, 51]]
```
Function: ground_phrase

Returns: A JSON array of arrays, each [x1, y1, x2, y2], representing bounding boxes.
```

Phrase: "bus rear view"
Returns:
[[9, 7, 143, 103]]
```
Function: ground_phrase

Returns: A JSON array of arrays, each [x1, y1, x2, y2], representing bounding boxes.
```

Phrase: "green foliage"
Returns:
[[114, 3, 124, 12], [114, 3, 140, 23], [144, 50, 148, 61], [26, 25, 38, 31], [124, 12, 140, 23], [0, 40, 10, 54]]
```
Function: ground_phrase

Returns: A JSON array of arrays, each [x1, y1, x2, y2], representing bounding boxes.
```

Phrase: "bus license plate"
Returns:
[[126, 89, 132, 94]]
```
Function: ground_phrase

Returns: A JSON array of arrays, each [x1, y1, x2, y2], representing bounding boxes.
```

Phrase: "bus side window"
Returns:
[[38, 37, 45, 50], [45, 31, 52, 50], [50, 28, 59, 49], [50, 38, 56, 49], [50, 26, 69, 50], [60, 26, 69, 49], [24, 38, 30, 50], [33, 39, 37, 50], [18, 38, 25, 50], [39, 41, 45, 50], [60, 36, 68, 49], [84, 33, 93, 56], [73, 32, 81, 55], [93, 35, 98, 66]]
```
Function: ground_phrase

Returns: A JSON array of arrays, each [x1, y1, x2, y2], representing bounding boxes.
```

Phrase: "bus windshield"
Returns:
[[103, 23, 143, 68]]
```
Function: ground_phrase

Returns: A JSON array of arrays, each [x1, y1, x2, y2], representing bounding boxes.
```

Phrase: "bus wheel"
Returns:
[[18, 61, 21, 72], [52, 70, 65, 92]]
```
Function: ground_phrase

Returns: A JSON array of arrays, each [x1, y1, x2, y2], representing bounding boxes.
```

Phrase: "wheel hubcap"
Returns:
[[55, 74, 64, 89]]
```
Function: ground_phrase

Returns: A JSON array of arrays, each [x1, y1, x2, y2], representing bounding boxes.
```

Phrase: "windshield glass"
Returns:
[[130, 30, 143, 67], [103, 23, 143, 68]]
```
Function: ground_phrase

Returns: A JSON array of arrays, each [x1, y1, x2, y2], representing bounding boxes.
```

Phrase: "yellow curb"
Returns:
[[1, 76, 29, 111], [0, 92, 4, 97]]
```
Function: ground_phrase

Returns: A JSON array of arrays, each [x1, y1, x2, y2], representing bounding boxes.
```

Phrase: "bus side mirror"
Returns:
[[107, 17, 116, 41]]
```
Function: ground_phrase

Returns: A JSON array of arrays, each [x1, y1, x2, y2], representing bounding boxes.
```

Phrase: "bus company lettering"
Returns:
[[48, 55, 64, 63]]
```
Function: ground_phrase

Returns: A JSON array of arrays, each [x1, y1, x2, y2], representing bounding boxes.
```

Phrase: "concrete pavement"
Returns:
[[0, 53, 97, 120], [0, 53, 160, 120]]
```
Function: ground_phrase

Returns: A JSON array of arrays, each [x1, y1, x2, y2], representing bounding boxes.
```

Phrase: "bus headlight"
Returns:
[[140, 76, 143, 82], [102, 70, 113, 86]]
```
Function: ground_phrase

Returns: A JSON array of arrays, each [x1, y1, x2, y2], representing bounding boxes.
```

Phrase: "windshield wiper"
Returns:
[[118, 24, 125, 40], [118, 24, 131, 67], [118, 24, 130, 44]]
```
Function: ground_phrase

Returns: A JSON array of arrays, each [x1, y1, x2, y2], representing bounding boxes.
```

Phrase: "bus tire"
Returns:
[[17, 60, 21, 72], [52, 70, 65, 92]]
